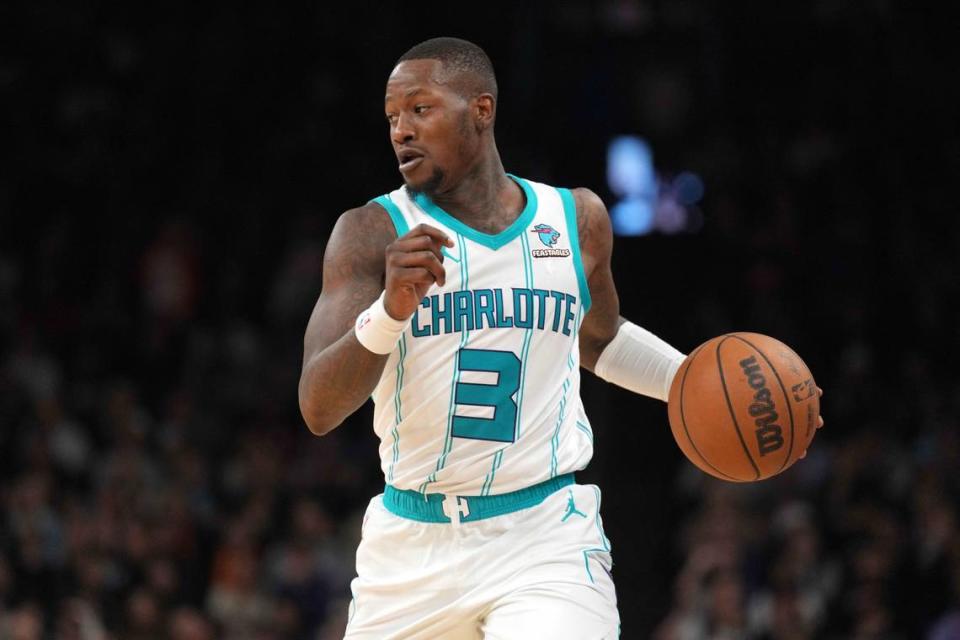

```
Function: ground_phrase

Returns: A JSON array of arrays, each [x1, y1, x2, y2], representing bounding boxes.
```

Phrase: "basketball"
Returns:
[[667, 332, 820, 482]]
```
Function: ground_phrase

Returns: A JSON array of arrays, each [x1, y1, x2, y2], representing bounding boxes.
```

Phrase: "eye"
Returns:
[[386, 113, 397, 124], [414, 105, 430, 115]]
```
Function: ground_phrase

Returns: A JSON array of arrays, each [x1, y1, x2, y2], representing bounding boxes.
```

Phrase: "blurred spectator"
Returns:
[[206, 519, 275, 638], [746, 501, 840, 635], [167, 607, 216, 640], [0, 603, 44, 640], [122, 588, 163, 640], [0, 555, 11, 608], [55, 598, 108, 640], [140, 221, 200, 327]]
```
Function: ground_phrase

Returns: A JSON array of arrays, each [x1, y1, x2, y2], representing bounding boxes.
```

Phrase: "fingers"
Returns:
[[392, 266, 440, 287], [392, 234, 445, 265], [381, 226, 452, 319], [817, 387, 824, 429], [404, 223, 454, 248], [801, 389, 826, 460], [392, 250, 446, 286], [386, 225, 451, 290]]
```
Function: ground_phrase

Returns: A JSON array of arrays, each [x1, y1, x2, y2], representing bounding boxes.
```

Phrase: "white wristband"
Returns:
[[354, 291, 410, 355], [594, 321, 686, 402]]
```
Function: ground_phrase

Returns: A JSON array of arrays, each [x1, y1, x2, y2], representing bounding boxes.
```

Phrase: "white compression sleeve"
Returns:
[[593, 321, 687, 402]]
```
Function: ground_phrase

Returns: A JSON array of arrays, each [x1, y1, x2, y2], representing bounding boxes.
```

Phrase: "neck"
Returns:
[[428, 143, 525, 233]]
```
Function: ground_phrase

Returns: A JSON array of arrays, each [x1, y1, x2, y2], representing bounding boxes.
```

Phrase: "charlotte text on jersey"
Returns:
[[411, 288, 582, 337]]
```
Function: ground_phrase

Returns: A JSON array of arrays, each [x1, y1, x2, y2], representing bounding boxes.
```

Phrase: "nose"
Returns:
[[391, 112, 415, 145]]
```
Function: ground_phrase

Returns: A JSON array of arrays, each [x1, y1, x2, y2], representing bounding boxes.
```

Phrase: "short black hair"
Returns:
[[397, 37, 498, 99]]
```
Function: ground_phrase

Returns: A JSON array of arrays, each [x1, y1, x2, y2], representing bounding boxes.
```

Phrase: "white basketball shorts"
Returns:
[[343, 475, 620, 639]]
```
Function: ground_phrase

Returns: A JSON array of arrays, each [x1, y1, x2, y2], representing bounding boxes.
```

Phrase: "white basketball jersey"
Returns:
[[368, 175, 595, 496]]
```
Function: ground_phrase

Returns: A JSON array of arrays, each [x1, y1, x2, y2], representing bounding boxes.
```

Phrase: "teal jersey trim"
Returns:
[[550, 302, 582, 478], [581, 486, 612, 584], [557, 188, 592, 313], [576, 420, 594, 443], [388, 334, 407, 482], [549, 379, 570, 478], [346, 593, 356, 628], [480, 449, 504, 496], [514, 231, 536, 440], [370, 194, 410, 237], [480, 231, 534, 495], [592, 485, 611, 549], [411, 175, 538, 250], [419, 233, 470, 494], [385, 473, 574, 524]]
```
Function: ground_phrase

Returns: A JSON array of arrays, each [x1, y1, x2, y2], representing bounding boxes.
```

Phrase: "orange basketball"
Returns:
[[667, 332, 820, 482]]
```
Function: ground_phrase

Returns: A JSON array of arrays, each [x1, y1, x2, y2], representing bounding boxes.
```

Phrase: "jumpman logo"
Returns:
[[561, 490, 587, 522]]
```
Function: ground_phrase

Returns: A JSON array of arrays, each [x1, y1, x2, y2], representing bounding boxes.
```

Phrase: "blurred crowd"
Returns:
[[3, 1, 958, 638], [654, 429, 960, 639], [1, 219, 372, 638]]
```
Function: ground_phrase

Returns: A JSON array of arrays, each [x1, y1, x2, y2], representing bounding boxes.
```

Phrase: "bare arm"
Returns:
[[574, 187, 624, 371], [298, 204, 395, 435], [572, 188, 826, 434], [298, 204, 453, 436]]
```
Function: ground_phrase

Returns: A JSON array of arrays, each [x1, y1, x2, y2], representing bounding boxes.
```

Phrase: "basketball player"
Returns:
[[298, 38, 820, 639]]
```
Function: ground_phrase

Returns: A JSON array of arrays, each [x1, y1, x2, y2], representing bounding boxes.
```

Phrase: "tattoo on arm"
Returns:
[[572, 188, 622, 370], [299, 204, 397, 434]]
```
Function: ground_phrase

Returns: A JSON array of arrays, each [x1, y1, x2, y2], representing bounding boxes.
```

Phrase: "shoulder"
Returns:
[[332, 201, 398, 242], [323, 202, 398, 282], [329, 201, 400, 250], [570, 187, 610, 237], [569, 187, 613, 276], [570, 186, 607, 213]]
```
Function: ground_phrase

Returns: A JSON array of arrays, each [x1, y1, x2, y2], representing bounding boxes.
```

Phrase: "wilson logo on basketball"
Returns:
[[739, 356, 785, 456]]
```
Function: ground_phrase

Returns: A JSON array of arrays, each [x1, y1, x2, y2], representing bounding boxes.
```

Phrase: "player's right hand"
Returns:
[[383, 223, 454, 321]]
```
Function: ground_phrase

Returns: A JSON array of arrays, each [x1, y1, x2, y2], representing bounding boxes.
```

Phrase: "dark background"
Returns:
[[2, 1, 959, 638]]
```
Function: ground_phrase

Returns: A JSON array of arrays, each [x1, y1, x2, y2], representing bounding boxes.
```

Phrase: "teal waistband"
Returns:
[[383, 473, 575, 524]]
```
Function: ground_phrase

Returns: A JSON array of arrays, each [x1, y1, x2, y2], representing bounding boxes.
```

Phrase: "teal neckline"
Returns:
[[411, 174, 538, 250]]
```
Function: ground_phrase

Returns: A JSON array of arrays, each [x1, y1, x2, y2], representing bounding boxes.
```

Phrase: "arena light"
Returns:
[[606, 135, 704, 236]]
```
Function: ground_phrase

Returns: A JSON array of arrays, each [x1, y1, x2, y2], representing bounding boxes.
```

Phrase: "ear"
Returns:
[[474, 94, 495, 132]]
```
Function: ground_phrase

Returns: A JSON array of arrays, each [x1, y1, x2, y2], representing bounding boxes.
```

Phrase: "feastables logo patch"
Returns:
[[530, 224, 570, 258]]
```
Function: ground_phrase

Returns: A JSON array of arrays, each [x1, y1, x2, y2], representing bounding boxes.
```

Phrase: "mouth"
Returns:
[[398, 149, 424, 173]]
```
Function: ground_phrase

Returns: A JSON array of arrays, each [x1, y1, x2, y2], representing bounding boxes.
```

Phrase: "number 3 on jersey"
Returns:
[[452, 348, 521, 443]]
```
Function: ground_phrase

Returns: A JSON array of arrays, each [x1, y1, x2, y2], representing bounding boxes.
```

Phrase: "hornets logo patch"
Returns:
[[530, 224, 570, 258]]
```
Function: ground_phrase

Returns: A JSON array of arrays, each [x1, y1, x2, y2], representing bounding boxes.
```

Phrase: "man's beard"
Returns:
[[404, 167, 446, 199]]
